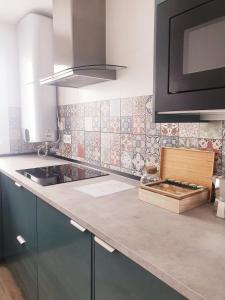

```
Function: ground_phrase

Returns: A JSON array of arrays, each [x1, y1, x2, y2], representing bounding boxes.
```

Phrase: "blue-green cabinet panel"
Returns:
[[37, 198, 91, 300], [0, 177, 3, 261], [95, 242, 187, 300], [1, 175, 38, 300]]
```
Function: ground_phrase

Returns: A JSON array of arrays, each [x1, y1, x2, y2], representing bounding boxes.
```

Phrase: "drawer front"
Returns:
[[1, 175, 37, 300], [95, 241, 186, 300], [37, 198, 91, 300]]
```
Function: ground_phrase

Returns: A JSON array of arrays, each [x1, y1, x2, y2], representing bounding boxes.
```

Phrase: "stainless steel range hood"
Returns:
[[40, 0, 126, 88]]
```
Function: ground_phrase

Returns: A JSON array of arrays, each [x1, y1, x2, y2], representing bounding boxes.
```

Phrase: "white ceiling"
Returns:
[[0, 0, 53, 24]]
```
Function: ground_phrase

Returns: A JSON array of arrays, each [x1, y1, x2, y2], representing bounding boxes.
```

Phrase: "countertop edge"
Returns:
[[0, 159, 208, 300]]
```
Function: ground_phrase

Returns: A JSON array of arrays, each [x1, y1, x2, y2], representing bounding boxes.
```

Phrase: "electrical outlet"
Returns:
[[63, 134, 72, 144]]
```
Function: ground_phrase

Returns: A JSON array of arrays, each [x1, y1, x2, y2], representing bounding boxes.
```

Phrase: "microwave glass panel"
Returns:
[[183, 16, 225, 75]]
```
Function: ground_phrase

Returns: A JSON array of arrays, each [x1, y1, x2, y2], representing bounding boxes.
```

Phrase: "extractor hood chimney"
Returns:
[[40, 0, 126, 88]]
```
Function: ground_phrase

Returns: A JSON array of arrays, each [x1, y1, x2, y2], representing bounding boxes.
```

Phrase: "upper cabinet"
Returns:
[[154, 0, 225, 122]]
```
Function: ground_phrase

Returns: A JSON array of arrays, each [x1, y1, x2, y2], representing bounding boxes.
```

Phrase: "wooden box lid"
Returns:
[[159, 147, 215, 192]]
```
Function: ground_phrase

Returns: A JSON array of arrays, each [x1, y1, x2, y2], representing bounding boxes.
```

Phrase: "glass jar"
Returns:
[[140, 165, 159, 185]]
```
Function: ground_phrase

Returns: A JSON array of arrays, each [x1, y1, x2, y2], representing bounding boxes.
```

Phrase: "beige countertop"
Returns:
[[0, 154, 225, 300]]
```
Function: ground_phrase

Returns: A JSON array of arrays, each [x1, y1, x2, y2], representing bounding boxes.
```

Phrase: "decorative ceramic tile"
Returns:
[[145, 96, 153, 115], [101, 133, 111, 164], [85, 117, 100, 131], [121, 98, 133, 116], [72, 131, 85, 159], [133, 96, 147, 116], [65, 117, 71, 131], [133, 116, 145, 134], [10, 140, 22, 153], [101, 117, 110, 133], [92, 117, 101, 131], [161, 123, 179, 136], [132, 135, 145, 154], [198, 138, 222, 153], [8, 107, 21, 128], [199, 121, 222, 139], [85, 132, 101, 164], [121, 117, 132, 134], [132, 152, 145, 173], [74, 103, 85, 117], [110, 133, 121, 166], [146, 136, 161, 156], [121, 151, 133, 169], [62, 131, 72, 144], [110, 117, 120, 133], [215, 154, 222, 175], [110, 99, 120, 117], [71, 116, 84, 131], [85, 102, 101, 118], [222, 140, 225, 173], [198, 138, 222, 175], [145, 153, 160, 168], [121, 134, 133, 152], [223, 121, 225, 139], [56, 95, 225, 176], [71, 104, 85, 131], [63, 105, 73, 118], [9, 128, 21, 141], [161, 137, 179, 148], [64, 143, 72, 158], [146, 121, 161, 136], [179, 138, 198, 149], [179, 123, 199, 138], [101, 100, 110, 118]]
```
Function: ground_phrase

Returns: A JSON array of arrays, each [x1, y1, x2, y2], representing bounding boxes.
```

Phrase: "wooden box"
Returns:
[[139, 147, 215, 214]]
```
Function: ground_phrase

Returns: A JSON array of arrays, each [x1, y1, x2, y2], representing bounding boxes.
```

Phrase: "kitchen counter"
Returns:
[[0, 155, 225, 300]]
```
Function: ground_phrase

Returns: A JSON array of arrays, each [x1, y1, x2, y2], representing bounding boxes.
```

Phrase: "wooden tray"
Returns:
[[141, 180, 206, 200], [139, 147, 215, 214]]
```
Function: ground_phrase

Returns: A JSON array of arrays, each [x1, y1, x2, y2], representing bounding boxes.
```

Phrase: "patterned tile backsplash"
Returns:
[[57, 95, 225, 176], [8, 107, 41, 154]]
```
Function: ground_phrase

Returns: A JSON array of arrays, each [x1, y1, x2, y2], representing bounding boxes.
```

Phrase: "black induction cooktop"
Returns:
[[17, 164, 108, 186]]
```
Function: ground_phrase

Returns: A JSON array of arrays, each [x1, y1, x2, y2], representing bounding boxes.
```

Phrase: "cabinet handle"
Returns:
[[15, 182, 22, 188], [94, 237, 115, 253], [17, 235, 26, 245], [70, 220, 86, 233]]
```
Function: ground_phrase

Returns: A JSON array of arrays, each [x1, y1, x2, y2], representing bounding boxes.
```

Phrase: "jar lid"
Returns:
[[145, 165, 157, 174]]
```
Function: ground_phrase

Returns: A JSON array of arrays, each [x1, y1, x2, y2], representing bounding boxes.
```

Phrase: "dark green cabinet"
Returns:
[[37, 198, 92, 300], [0, 180, 3, 261], [1, 174, 38, 300], [94, 240, 186, 300], [0, 173, 187, 300]]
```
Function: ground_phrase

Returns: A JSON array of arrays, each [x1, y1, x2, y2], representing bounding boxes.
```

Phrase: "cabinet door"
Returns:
[[37, 198, 91, 300], [0, 179, 3, 261], [1, 175, 38, 300], [94, 238, 187, 300]]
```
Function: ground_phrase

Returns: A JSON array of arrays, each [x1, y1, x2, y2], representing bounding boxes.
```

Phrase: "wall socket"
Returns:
[[63, 134, 72, 144]]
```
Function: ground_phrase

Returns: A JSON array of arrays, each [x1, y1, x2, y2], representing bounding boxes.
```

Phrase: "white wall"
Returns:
[[58, 0, 155, 105], [0, 23, 20, 154]]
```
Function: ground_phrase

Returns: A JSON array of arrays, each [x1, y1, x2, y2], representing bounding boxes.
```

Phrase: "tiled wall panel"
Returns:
[[57, 96, 225, 176]]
